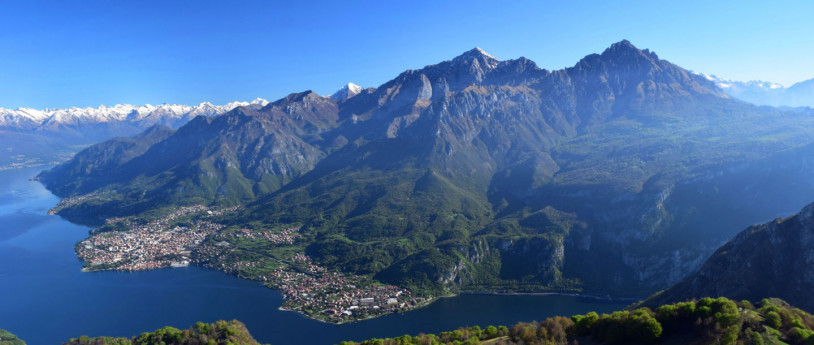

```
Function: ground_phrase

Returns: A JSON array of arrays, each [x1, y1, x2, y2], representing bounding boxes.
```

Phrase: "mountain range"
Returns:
[[37, 40, 814, 298], [695, 72, 814, 107], [0, 98, 269, 169], [0, 98, 269, 130]]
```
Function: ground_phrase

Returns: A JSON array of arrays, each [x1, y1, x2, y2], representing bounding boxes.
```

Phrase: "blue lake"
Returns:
[[0, 167, 629, 345]]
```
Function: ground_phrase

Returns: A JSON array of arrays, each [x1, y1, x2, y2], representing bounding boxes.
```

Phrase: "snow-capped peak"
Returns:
[[250, 97, 270, 106], [471, 47, 496, 60], [330, 83, 364, 101], [454, 47, 498, 62]]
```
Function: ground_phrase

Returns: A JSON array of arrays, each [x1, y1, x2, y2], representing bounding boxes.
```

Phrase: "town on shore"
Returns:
[[58, 202, 428, 323]]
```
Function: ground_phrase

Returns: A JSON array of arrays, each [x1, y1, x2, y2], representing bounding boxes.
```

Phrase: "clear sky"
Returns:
[[1, 0, 812, 109]]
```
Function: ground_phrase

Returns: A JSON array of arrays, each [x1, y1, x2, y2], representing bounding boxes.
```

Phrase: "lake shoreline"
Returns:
[[459, 291, 642, 303]]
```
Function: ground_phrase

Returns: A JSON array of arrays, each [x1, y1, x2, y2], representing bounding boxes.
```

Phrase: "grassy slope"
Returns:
[[0, 329, 25, 345]]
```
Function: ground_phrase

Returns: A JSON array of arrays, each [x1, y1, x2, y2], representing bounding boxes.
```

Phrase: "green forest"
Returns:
[[62, 320, 266, 345], [0, 329, 25, 345], [340, 297, 814, 345]]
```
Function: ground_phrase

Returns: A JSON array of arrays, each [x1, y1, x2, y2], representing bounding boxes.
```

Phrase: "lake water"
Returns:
[[0, 167, 629, 345]]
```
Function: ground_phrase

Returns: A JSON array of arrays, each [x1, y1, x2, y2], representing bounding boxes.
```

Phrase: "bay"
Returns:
[[0, 167, 628, 345]]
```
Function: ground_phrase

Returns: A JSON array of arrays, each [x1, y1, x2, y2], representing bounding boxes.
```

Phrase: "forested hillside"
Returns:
[[6, 297, 810, 345], [341, 297, 814, 345], [62, 320, 265, 345]]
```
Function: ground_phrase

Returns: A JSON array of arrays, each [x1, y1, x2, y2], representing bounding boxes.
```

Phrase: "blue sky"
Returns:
[[1, 0, 812, 109]]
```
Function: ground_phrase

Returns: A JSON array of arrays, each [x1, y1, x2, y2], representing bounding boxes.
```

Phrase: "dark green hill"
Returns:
[[643, 201, 814, 312], [62, 320, 266, 345], [38, 40, 814, 297]]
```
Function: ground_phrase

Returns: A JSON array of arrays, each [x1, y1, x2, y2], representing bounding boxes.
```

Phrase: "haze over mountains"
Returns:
[[695, 72, 814, 107], [37, 40, 814, 300]]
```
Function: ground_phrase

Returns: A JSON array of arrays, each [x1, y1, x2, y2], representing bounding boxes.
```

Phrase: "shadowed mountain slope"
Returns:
[[644, 201, 814, 312]]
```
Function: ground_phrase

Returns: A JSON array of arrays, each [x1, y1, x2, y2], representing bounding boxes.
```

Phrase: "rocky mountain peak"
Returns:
[[453, 47, 497, 61], [600, 39, 659, 62], [270, 90, 324, 107], [608, 39, 636, 50], [451, 47, 500, 71]]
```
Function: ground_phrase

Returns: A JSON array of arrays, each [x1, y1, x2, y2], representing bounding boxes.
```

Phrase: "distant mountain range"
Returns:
[[0, 98, 269, 169], [0, 98, 270, 131], [693, 72, 814, 107], [38, 40, 814, 298]]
